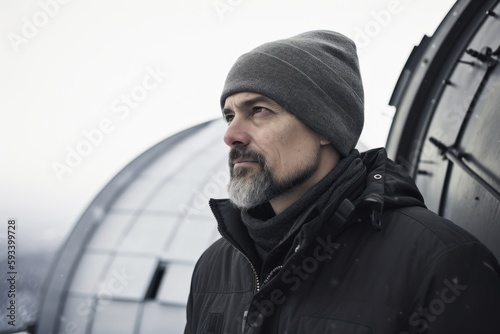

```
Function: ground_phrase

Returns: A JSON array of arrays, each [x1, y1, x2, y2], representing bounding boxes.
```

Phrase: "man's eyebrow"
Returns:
[[222, 95, 276, 115]]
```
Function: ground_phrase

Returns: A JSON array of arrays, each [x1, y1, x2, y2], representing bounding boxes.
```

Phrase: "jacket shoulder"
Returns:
[[375, 205, 500, 278], [388, 206, 481, 249]]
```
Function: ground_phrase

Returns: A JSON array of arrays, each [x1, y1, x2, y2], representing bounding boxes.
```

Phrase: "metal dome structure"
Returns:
[[387, 0, 500, 260]]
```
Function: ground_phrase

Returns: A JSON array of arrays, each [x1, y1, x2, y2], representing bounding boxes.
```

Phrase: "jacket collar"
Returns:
[[210, 198, 262, 267]]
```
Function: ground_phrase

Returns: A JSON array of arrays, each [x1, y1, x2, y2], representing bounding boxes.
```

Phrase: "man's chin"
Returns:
[[231, 165, 260, 178], [228, 172, 272, 209]]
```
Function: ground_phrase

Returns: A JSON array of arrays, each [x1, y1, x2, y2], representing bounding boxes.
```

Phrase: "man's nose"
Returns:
[[223, 116, 250, 147]]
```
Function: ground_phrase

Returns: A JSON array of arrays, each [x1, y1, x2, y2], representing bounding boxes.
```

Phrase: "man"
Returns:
[[184, 30, 500, 333]]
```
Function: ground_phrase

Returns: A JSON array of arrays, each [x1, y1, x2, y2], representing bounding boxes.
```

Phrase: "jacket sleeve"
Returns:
[[405, 241, 500, 333]]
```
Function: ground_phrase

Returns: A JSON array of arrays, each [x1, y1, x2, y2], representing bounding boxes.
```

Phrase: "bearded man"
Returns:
[[184, 30, 500, 334]]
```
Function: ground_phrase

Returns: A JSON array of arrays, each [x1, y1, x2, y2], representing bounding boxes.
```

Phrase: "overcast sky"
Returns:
[[0, 0, 456, 249]]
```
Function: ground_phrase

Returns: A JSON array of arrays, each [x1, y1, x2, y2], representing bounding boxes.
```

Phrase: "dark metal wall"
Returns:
[[387, 0, 500, 260]]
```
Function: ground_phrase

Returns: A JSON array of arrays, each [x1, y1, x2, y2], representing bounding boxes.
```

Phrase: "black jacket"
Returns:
[[185, 148, 500, 333]]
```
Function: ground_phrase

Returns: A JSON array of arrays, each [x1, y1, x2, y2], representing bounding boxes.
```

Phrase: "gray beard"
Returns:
[[227, 153, 319, 210]]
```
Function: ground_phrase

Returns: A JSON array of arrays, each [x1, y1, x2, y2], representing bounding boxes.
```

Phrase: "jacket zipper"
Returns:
[[263, 265, 282, 286], [215, 231, 262, 334], [210, 201, 261, 293], [222, 242, 260, 334], [224, 240, 261, 292], [210, 201, 262, 334]]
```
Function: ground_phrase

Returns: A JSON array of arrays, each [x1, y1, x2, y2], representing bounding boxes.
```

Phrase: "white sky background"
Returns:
[[0, 0, 456, 249]]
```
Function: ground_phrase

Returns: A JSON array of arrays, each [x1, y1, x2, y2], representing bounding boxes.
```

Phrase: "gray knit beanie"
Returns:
[[220, 30, 364, 157]]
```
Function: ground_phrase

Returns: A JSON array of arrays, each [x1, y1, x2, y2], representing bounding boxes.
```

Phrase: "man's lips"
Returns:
[[232, 158, 258, 165]]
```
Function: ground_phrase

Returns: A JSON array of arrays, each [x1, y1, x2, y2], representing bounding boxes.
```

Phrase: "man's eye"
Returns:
[[224, 114, 234, 123], [252, 106, 270, 116]]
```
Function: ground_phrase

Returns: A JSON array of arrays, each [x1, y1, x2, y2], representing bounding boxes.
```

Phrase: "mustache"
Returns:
[[229, 147, 266, 167]]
